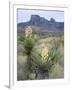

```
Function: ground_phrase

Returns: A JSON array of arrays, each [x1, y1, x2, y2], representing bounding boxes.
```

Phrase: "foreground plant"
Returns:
[[31, 42, 59, 79], [23, 26, 37, 79]]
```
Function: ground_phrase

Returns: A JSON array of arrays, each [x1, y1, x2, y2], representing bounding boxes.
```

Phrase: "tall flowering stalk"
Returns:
[[41, 43, 48, 63], [25, 26, 32, 38], [23, 26, 36, 79]]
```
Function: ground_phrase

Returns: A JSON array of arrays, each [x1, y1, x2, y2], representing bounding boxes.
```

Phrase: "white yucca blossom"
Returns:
[[25, 26, 32, 37], [40, 43, 48, 63]]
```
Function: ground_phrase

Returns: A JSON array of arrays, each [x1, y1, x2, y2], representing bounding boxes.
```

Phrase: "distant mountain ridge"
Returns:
[[17, 15, 64, 33]]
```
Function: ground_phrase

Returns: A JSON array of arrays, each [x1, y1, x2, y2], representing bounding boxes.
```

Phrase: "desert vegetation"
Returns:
[[17, 26, 64, 80]]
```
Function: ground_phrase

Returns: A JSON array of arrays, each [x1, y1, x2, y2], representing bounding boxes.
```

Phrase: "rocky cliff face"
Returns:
[[17, 15, 64, 33], [30, 15, 41, 25]]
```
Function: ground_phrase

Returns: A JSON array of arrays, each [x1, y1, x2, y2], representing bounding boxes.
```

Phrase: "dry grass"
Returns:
[[17, 36, 64, 80]]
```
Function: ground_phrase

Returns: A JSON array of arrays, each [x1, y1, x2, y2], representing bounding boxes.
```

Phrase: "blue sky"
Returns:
[[17, 9, 64, 23]]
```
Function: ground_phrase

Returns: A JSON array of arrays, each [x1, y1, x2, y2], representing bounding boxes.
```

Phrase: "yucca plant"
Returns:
[[23, 26, 38, 79], [22, 26, 60, 79], [31, 44, 59, 79]]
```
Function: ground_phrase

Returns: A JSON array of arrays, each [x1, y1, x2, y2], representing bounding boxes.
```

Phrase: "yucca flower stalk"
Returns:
[[25, 26, 32, 38], [23, 26, 36, 79], [41, 43, 48, 63]]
